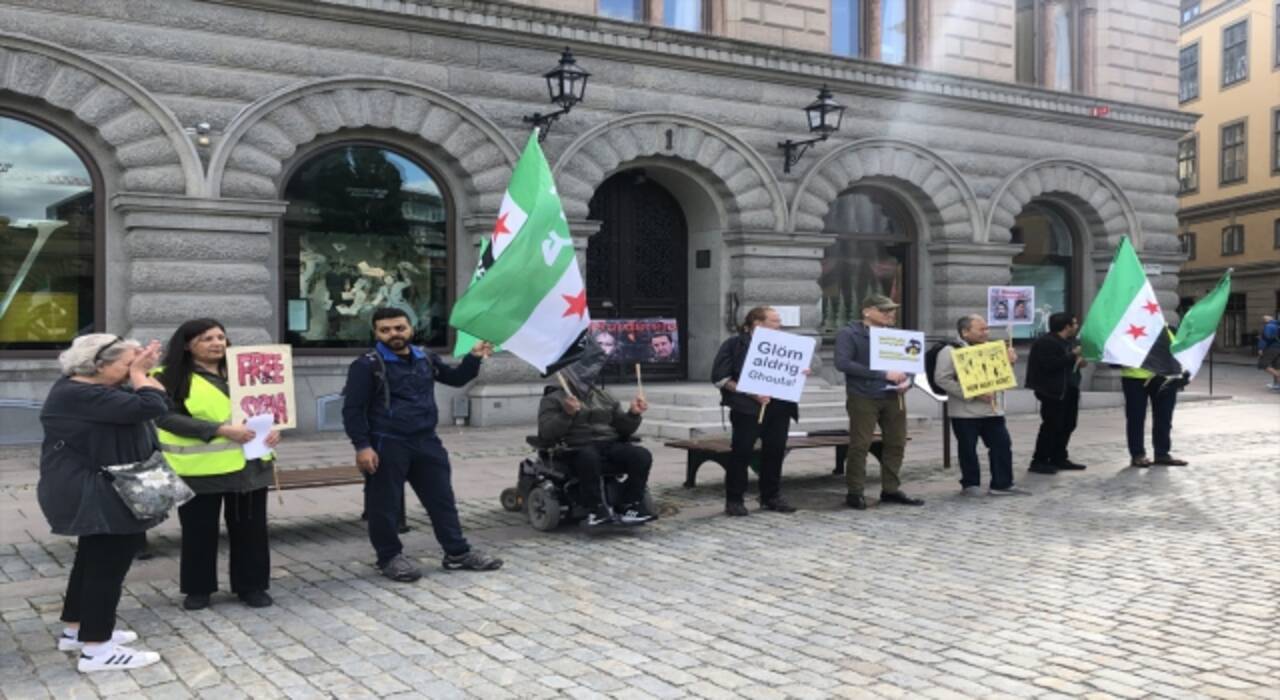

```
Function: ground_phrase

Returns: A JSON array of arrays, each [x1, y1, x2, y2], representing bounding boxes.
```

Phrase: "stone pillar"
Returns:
[[926, 241, 1024, 335], [723, 229, 830, 347], [1040, 0, 1058, 89], [114, 193, 285, 345], [914, 0, 932, 68], [1079, 2, 1097, 95], [867, 0, 884, 61]]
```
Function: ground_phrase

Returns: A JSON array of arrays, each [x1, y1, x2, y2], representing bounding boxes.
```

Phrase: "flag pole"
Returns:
[[556, 372, 576, 400], [634, 363, 644, 401], [757, 401, 767, 424]]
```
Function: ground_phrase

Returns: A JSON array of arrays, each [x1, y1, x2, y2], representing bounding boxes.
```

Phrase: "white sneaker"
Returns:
[[960, 486, 984, 497], [77, 644, 161, 672], [59, 629, 137, 652], [989, 486, 1033, 496]]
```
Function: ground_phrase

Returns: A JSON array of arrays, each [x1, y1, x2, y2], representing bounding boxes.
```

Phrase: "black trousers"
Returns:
[[727, 404, 790, 504], [566, 441, 652, 510], [1032, 387, 1080, 466], [1122, 376, 1177, 458], [366, 436, 469, 568], [61, 533, 143, 643], [178, 488, 270, 595]]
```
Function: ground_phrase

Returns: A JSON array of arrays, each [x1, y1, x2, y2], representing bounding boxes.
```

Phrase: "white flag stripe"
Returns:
[[498, 263, 590, 373], [491, 192, 528, 260], [1101, 279, 1163, 367], [1173, 333, 1215, 380]]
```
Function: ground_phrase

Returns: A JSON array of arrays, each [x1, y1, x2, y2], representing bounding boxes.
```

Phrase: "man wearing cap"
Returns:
[[833, 294, 923, 510]]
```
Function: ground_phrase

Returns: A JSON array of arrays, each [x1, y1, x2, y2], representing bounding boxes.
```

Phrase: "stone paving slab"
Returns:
[[0, 399, 1278, 698]]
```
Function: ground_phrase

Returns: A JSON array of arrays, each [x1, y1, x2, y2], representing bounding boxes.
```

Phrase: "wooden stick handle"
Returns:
[[556, 372, 576, 400], [634, 363, 644, 400], [272, 461, 284, 506], [757, 401, 767, 424]]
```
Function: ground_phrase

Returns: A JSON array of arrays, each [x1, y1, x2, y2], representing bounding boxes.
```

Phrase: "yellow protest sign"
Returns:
[[952, 341, 1017, 399]]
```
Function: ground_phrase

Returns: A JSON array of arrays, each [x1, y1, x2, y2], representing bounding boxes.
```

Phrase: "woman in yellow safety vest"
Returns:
[[154, 319, 280, 611]]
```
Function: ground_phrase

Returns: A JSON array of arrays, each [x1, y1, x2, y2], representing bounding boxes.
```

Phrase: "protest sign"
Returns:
[[987, 286, 1035, 325], [588, 318, 680, 364], [226, 344, 296, 429], [735, 327, 815, 403], [868, 328, 926, 375], [951, 341, 1017, 399]]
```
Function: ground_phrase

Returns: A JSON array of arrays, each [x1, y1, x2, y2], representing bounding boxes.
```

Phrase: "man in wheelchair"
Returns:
[[537, 339, 656, 528]]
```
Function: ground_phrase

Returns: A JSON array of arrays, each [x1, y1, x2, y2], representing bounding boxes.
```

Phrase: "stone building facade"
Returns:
[[0, 0, 1194, 442]]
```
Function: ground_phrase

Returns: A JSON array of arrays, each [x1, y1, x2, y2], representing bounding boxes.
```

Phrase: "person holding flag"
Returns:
[[1078, 238, 1187, 468]]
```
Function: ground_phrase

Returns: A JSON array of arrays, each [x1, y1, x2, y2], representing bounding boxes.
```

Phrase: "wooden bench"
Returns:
[[665, 431, 886, 488], [273, 465, 408, 531]]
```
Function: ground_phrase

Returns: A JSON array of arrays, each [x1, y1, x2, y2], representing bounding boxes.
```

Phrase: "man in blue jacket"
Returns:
[[342, 308, 503, 582]]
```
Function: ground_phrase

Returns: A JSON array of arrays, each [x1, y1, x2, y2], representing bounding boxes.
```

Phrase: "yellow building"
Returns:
[[1176, 0, 1280, 349]]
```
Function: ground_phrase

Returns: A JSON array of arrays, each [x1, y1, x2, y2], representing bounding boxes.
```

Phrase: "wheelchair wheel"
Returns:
[[499, 488, 522, 512], [526, 484, 561, 531]]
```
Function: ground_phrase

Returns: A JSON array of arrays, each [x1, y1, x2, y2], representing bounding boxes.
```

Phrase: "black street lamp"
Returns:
[[523, 47, 590, 141], [778, 85, 846, 174]]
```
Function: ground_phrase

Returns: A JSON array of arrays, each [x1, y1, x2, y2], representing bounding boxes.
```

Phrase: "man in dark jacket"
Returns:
[[710, 306, 799, 517], [538, 339, 654, 527], [833, 294, 921, 510], [1024, 311, 1087, 474], [342, 308, 502, 582]]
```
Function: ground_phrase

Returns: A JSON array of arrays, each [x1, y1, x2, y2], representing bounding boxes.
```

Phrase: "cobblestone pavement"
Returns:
[[1, 398, 1277, 699]]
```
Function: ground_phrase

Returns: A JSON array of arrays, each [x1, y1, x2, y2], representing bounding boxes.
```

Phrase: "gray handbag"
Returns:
[[101, 450, 195, 520]]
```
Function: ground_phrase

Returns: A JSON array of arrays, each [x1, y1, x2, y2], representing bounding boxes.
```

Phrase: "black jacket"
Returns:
[[38, 378, 172, 536], [1025, 333, 1080, 401], [710, 333, 799, 420], [342, 343, 480, 449], [537, 387, 642, 447]]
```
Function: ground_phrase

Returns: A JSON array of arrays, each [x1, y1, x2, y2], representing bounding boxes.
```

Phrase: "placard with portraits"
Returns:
[[589, 318, 680, 364]]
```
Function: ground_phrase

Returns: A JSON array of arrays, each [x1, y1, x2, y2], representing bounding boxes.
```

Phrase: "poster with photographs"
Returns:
[[589, 319, 680, 364], [987, 286, 1036, 326]]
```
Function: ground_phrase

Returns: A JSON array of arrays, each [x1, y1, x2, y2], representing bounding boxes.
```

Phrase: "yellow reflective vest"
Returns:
[[154, 371, 270, 477]]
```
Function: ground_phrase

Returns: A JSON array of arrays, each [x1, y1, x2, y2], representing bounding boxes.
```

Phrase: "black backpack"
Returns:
[[924, 340, 962, 395]]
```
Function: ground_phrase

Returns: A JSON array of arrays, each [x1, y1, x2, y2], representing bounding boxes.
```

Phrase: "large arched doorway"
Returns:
[[818, 187, 916, 333], [0, 113, 100, 351], [1010, 201, 1080, 340], [281, 143, 451, 350], [586, 170, 689, 380]]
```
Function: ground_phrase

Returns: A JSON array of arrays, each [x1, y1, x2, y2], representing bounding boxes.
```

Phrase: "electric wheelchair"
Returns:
[[499, 434, 656, 531]]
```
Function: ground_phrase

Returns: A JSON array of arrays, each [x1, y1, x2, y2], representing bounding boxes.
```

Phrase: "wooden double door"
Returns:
[[586, 172, 688, 381]]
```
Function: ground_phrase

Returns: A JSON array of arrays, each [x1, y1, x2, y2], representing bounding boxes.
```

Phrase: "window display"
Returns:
[[0, 115, 96, 349], [282, 145, 449, 348], [818, 188, 912, 332]]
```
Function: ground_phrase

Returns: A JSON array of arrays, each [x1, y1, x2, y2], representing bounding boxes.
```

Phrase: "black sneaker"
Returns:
[[442, 550, 503, 571], [759, 497, 797, 513], [725, 501, 749, 517], [879, 491, 924, 506], [238, 590, 273, 608], [617, 508, 654, 526], [1028, 462, 1059, 474], [1056, 460, 1087, 470], [584, 505, 617, 528], [846, 494, 867, 510], [182, 594, 210, 611]]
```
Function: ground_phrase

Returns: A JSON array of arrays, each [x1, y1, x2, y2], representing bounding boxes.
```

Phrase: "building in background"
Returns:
[[0, 0, 1192, 441], [1175, 0, 1280, 349]]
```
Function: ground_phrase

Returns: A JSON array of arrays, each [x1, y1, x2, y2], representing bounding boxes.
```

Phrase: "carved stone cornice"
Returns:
[[208, 0, 1197, 137]]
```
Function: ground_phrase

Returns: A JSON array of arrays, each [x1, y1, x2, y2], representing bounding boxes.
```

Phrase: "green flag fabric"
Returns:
[[1079, 237, 1167, 366], [1172, 270, 1231, 379], [447, 132, 590, 373]]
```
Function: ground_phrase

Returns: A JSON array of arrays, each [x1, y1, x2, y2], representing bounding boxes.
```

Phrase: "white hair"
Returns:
[[57, 334, 142, 377]]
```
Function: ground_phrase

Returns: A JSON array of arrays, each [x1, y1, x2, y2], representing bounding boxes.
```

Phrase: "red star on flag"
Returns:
[[561, 289, 588, 319], [1142, 299, 1160, 314], [491, 212, 510, 244], [1125, 324, 1147, 340]]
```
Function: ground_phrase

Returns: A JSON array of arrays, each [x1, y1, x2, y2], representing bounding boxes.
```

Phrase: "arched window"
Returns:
[[282, 144, 450, 349], [818, 188, 914, 332], [1010, 202, 1077, 339], [0, 114, 98, 351]]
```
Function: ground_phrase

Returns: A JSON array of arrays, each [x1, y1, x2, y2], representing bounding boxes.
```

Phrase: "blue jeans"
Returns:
[[366, 435, 469, 567], [950, 416, 1014, 490]]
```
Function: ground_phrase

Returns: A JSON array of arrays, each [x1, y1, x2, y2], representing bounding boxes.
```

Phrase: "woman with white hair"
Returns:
[[38, 333, 170, 672]]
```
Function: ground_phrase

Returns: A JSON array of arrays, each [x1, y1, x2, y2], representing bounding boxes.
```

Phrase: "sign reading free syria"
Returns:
[[735, 328, 815, 403], [226, 344, 297, 430]]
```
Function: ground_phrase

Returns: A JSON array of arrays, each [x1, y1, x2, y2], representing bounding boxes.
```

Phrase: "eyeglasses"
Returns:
[[93, 336, 124, 363]]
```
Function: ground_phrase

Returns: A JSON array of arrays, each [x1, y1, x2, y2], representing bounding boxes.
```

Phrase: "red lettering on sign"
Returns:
[[236, 352, 285, 386], [240, 393, 289, 425]]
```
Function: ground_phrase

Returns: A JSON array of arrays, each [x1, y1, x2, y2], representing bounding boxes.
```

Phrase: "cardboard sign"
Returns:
[[868, 327, 926, 374], [952, 341, 1018, 399], [588, 318, 680, 364], [987, 286, 1035, 326], [734, 327, 815, 403], [226, 344, 296, 429]]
